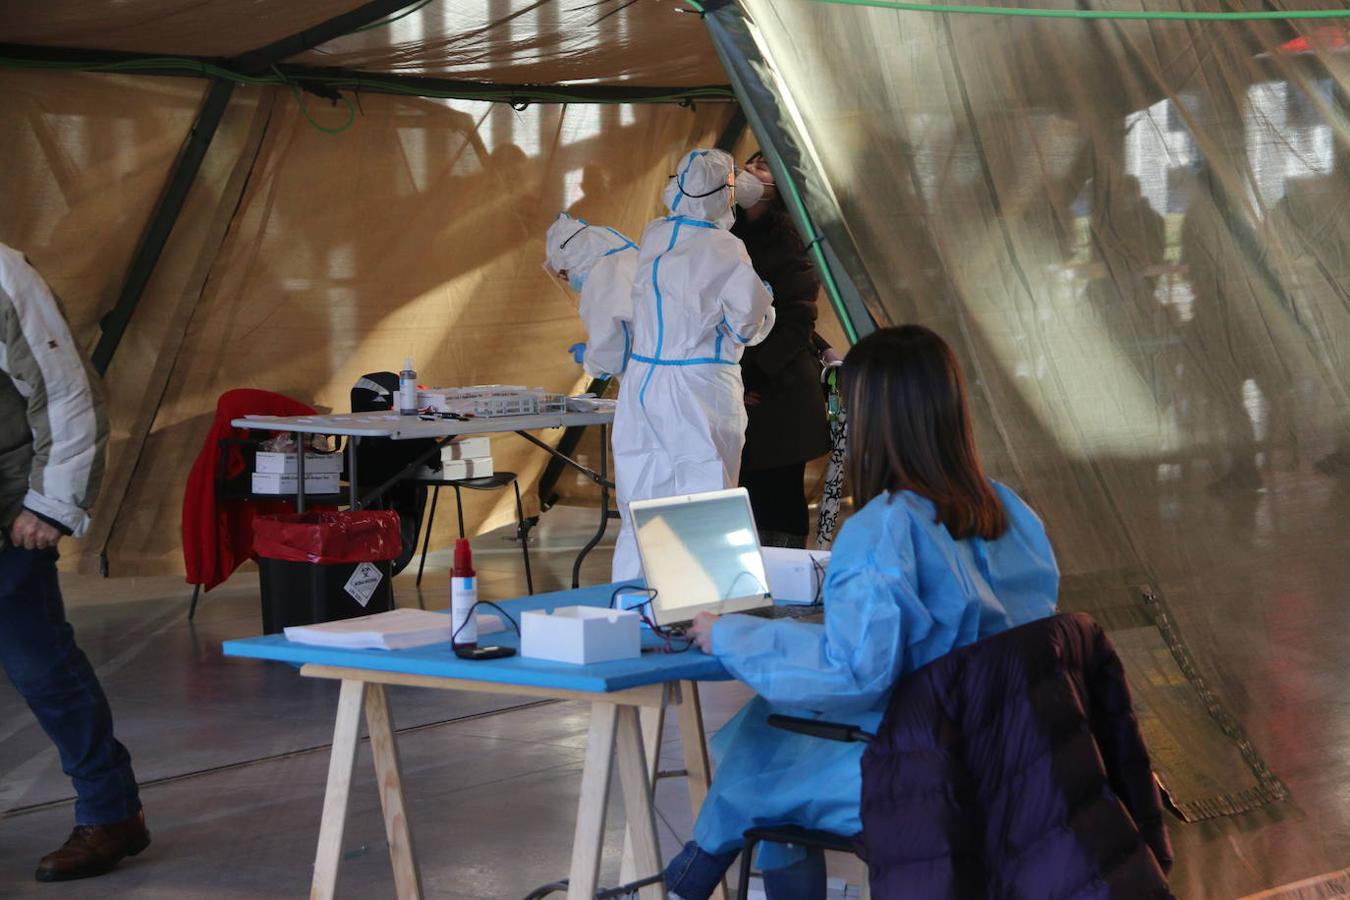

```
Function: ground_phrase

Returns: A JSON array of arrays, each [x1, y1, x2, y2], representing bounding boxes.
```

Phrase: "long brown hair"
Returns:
[[842, 325, 1008, 540]]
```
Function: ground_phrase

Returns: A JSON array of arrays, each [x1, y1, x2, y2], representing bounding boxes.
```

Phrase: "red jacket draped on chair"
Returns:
[[182, 389, 317, 591]]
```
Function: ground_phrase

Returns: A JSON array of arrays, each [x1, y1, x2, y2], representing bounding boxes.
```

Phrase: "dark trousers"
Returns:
[[665, 840, 827, 900], [740, 462, 809, 547], [0, 547, 140, 825]]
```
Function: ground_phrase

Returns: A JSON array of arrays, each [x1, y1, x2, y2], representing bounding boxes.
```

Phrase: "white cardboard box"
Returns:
[[251, 471, 341, 495], [416, 456, 495, 482], [442, 437, 491, 462], [520, 606, 641, 665], [254, 451, 344, 475], [442, 457, 494, 480], [762, 546, 832, 605]]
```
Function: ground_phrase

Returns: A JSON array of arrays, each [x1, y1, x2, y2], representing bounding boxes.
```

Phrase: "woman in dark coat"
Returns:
[[732, 152, 832, 548]]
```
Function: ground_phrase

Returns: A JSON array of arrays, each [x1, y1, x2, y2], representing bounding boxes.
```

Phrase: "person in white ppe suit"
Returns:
[[610, 148, 776, 581], [544, 214, 643, 581], [543, 213, 639, 380]]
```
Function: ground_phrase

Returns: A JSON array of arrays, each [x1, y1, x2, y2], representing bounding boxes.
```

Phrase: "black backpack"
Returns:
[[348, 372, 432, 575]]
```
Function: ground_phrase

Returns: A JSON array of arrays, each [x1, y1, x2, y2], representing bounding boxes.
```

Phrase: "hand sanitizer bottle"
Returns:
[[451, 539, 478, 650], [399, 358, 418, 416]]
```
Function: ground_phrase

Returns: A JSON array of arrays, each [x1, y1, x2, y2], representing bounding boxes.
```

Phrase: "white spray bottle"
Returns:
[[399, 357, 418, 416]]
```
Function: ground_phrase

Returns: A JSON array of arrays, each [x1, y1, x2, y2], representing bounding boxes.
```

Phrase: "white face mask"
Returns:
[[568, 270, 586, 292], [735, 169, 766, 209]]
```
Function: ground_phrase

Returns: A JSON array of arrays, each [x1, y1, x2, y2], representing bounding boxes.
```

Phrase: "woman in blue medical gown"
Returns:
[[665, 325, 1061, 900]]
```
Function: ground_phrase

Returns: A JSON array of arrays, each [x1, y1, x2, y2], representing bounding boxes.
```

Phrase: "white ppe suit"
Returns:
[[611, 149, 776, 582], [543, 214, 639, 379]]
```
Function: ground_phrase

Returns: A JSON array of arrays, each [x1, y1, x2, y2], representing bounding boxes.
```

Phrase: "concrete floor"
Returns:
[[0, 490, 1347, 898], [0, 509, 807, 899]]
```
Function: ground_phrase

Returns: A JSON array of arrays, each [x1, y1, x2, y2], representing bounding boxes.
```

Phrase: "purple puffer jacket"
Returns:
[[858, 612, 1174, 899]]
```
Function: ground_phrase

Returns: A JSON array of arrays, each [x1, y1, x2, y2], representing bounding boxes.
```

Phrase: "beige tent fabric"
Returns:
[[0, 72, 205, 345], [0, 1, 727, 88], [102, 89, 733, 575], [82, 88, 280, 576], [0, 71, 218, 573], [290, 1, 727, 87], [0, 1, 370, 57]]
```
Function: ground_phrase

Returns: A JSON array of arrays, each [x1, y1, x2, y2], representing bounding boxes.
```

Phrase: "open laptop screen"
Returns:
[[630, 488, 771, 625]]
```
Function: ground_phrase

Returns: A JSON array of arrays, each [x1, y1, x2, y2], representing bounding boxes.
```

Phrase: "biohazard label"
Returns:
[[344, 562, 383, 607]]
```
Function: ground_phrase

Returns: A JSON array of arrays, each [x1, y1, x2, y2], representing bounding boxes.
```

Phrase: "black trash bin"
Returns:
[[253, 510, 402, 634]]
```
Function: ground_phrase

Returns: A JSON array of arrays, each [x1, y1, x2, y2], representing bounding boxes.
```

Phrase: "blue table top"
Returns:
[[222, 583, 732, 694]]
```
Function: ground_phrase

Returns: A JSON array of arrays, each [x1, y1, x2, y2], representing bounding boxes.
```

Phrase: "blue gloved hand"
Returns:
[[568, 342, 587, 365]]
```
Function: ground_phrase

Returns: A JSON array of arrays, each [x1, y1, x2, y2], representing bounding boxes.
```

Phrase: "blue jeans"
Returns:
[[665, 841, 827, 900], [0, 547, 140, 825]]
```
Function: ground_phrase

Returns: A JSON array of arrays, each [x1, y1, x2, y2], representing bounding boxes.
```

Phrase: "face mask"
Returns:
[[568, 270, 586, 292], [735, 169, 766, 209]]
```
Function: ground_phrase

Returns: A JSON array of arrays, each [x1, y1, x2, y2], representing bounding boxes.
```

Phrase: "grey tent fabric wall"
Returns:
[[724, 1, 1350, 895], [702, 3, 876, 343]]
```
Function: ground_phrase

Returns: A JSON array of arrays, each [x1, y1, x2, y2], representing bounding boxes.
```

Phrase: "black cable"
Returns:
[[522, 880, 568, 899], [811, 555, 828, 607], [607, 586, 695, 653], [450, 599, 521, 645], [610, 582, 654, 609]]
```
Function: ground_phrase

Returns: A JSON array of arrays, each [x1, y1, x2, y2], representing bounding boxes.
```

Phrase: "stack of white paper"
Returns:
[[283, 608, 504, 650]]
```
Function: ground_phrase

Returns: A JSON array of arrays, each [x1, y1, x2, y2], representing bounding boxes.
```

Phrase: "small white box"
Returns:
[[254, 451, 345, 475], [251, 472, 341, 495], [762, 547, 832, 605], [520, 606, 641, 665], [442, 437, 491, 462], [442, 457, 494, 480]]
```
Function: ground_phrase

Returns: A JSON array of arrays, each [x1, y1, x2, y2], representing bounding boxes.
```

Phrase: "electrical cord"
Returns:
[[450, 599, 521, 645], [608, 585, 695, 653], [267, 64, 356, 135], [811, 554, 827, 607]]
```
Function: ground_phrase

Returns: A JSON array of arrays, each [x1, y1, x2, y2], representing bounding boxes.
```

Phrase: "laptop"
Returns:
[[629, 488, 820, 628]]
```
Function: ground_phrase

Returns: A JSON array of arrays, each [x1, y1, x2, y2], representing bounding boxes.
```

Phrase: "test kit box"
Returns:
[[520, 606, 640, 665], [251, 471, 341, 495], [442, 437, 491, 462], [417, 455, 494, 482], [442, 457, 494, 480], [762, 547, 832, 605], [254, 451, 344, 475]]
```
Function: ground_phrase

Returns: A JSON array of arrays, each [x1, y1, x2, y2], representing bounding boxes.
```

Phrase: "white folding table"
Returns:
[[231, 410, 616, 588]]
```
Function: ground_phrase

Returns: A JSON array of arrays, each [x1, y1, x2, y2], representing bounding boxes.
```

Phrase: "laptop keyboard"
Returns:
[[744, 604, 823, 621]]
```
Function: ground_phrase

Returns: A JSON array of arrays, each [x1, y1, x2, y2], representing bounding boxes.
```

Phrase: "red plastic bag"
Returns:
[[252, 511, 402, 564]]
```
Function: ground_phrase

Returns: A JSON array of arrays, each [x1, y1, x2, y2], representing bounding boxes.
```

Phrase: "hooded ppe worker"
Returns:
[[610, 149, 776, 581], [544, 213, 639, 379]]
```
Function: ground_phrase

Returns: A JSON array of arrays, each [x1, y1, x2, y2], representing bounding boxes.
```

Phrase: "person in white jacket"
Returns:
[[544, 213, 639, 380], [0, 242, 148, 882], [609, 149, 776, 581]]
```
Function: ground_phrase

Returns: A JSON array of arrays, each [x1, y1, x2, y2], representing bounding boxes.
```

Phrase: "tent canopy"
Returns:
[[3, 2, 1350, 898], [0, 1, 728, 87]]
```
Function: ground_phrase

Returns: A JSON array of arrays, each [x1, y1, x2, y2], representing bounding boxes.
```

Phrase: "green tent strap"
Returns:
[[803, 0, 1350, 21], [777, 167, 860, 344]]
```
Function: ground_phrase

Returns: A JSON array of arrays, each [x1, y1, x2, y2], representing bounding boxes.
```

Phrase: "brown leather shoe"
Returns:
[[34, 810, 150, 882]]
